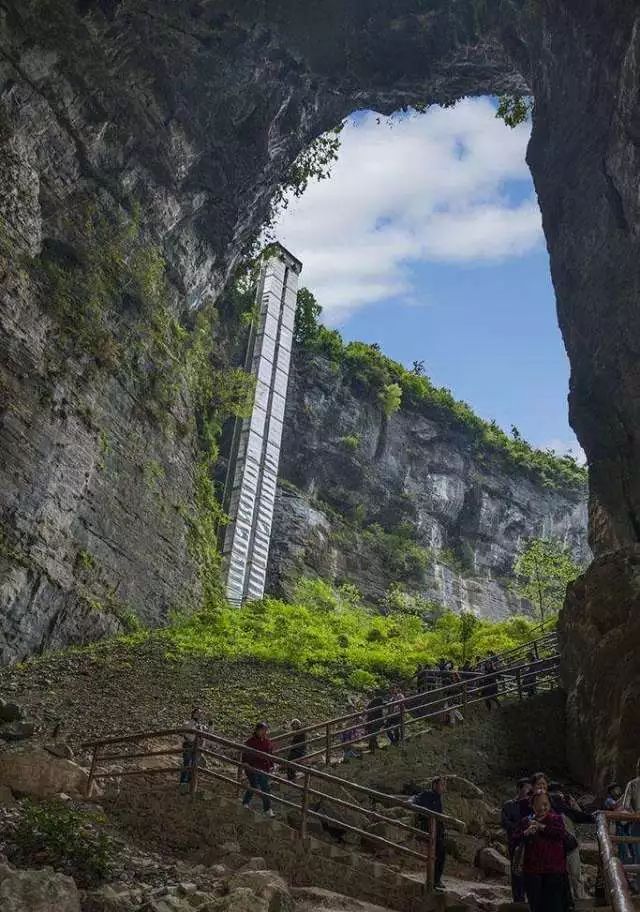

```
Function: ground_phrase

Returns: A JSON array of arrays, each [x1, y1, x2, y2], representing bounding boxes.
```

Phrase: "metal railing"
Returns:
[[471, 629, 558, 671], [596, 810, 640, 912], [270, 651, 560, 767], [83, 727, 464, 892]]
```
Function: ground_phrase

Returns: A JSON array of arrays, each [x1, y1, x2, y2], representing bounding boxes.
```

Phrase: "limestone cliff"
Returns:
[[268, 352, 588, 619], [0, 0, 639, 785]]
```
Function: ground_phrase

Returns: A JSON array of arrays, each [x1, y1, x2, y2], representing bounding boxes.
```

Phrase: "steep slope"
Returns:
[[269, 352, 588, 618]]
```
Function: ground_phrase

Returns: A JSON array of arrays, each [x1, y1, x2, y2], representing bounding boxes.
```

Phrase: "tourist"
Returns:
[[241, 722, 275, 817], [416, 664, 429, 691], [386, 685, 405, 745], [517, 790, 569, 912], [530, 772, 549, 793], [180, 707, 208, 788], [548, 782, 592, 903], [366, 691, 385, 752], [502, 778, 534, 902], [622, 759, 640, 890], [482, 655, 500, 711], [409, 777, 447, 892], [286, 718, 306, 781], [605, 782, 631, 864], [524, 651, 538, 697]]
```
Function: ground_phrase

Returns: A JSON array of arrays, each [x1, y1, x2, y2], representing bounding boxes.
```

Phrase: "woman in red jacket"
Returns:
[[518, 790, 569, 912], [241, 722, 275, 817]]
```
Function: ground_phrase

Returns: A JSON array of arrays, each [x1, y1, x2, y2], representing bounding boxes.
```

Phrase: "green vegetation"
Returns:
[[379, 382, 402, 417], [294, 289, 587, 490], [13, 800, 113, 887], [496, 95, 534, 128], [144, 577, 547, 688], [267, 128, 342, 231], [142, 459, 165, 492], [340, 434, 361, 451], [86, 594, 141, 634], [332, 522, 431, 583], [513, 537, 582, 622], [76, 549, 96, 572]]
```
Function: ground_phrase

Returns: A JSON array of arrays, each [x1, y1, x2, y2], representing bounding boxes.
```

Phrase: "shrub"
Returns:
[[158, 577, 545, 688], [13, 801, 113, 887], [340, 434, 361, 451], [379, 382, 402, 417]]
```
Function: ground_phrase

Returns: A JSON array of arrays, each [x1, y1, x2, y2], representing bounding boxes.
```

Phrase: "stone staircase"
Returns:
[[110, 786, 450, 911]]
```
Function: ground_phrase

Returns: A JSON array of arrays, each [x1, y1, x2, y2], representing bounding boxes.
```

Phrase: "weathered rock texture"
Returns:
[[269, 353, 588, 618], [0, 0, 638, 782]]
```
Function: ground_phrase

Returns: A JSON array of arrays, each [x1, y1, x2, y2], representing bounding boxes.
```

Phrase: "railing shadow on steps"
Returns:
[[597, 810, 640, 912], [270, 650, 561, 768], [83, 727, 465, 893]]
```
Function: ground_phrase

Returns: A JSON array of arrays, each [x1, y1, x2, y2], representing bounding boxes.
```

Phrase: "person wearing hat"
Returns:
[[286, 719, 306, 781]]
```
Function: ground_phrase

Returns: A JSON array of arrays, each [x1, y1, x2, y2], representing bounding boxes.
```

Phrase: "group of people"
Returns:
[[415, 649, 541, 711], [501, 772, 592, 912], [500, 767, 640, 912], [604, 760, 640, 891]]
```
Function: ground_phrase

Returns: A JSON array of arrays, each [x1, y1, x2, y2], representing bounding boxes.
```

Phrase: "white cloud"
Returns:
[[274, 98, 543, 323], [538, 438, 587, 466]]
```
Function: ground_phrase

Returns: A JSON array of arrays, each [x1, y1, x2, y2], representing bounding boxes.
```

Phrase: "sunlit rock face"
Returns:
[[269, 353, 588, 619]]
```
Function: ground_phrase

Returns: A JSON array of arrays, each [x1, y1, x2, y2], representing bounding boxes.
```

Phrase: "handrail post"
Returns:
[[325, 723, 331, 765], [399, 701, 405, 743], [300, 770, 311, 840], [462, 680, 468, 711], [236, 748, 243, 798], [426, 816, 436, 892], [516, 667, 523, 701], [533, 641, 539, 660], [86, 744, 99, 798], [189, 734, 202, 796]]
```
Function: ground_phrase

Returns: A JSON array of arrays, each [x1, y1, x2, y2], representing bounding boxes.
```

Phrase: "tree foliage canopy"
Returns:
[[513, 537, 582, 622]]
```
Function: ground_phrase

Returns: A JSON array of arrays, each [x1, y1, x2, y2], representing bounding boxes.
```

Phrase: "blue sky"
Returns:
[[275, 98, 582, 459]]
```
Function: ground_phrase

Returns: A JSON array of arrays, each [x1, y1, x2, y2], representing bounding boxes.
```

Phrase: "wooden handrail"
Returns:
[[597, 811, 638, 912], [84, 725, 463, 829], [83, 723, 467, 892], [272, 653, 560, 758]]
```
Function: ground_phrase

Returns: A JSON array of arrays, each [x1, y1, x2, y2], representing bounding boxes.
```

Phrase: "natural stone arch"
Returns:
[[1, 0, 639, 784]]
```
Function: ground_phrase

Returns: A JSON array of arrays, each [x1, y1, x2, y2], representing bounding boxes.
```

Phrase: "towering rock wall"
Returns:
[[268, 352, 588, 618], [0, 0, 639, 785]]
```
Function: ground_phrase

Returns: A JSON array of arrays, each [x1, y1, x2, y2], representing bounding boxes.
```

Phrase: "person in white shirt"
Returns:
[[180, 707, 208, 787], [622, 759, 640, 890]]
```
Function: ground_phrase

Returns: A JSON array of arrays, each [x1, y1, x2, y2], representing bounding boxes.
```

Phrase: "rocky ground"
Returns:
[[0, 641, 348, 764]]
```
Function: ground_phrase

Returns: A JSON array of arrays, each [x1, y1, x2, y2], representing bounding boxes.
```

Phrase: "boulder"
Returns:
[[0, 722, 35, 742], [0, 864, 81, 911], [82, 884, 137, 912], [0, 747, 91, 799], [446, 776, 484, 800], [236, 858, 266, 873], [227, 871, 292, 912], [0, 702, 23, 723], [475, 846, 511, 878], [0, 785, 16, 808], [44, 741, 75, 761], [219, 888, 268, 912], [580, 842, 600, 866]]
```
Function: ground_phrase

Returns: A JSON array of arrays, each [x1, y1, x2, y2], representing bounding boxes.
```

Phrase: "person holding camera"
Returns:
[[516, 790, 569, 912]]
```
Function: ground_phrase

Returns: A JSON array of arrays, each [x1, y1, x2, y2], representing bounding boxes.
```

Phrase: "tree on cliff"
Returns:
[[294, 287, 322, 345], [514, 538, 581, 623]]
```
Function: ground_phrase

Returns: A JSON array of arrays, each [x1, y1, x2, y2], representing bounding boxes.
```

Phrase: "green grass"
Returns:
[[132, 578, 547, 690]]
